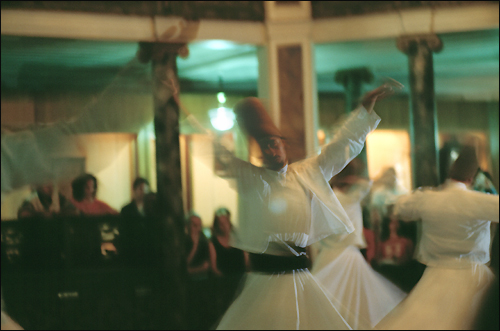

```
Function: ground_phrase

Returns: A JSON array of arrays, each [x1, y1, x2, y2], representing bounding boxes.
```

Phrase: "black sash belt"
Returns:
[[249, 252, 309, 273]]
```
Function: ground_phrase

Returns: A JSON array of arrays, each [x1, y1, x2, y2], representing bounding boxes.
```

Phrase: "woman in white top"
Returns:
[[213, 82, 400, 330], [311, 159, 406, 329], [376, 146, 499, 330]]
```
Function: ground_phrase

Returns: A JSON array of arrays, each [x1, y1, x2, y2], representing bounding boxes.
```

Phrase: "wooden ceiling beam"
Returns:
[[3, 3, 497, 45]]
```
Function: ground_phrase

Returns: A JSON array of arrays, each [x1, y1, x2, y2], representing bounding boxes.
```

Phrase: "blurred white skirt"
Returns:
[[215, 268, 353, 330], [311, 245, 407, 329], [375, 263, 495, 330]]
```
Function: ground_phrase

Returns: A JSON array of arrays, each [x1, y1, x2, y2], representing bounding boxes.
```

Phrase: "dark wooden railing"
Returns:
[[1, 215, 167, 330]]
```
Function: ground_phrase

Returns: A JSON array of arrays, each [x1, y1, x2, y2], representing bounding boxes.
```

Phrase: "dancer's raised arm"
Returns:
[[317, 81, 401, 181]]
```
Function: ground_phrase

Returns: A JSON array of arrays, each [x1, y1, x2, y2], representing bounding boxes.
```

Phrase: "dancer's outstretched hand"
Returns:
[[361, 78, 404, 113]]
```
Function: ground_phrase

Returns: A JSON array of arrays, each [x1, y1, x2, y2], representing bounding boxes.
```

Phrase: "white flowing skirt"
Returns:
[[312, 245, 407, 329], [375, 263, 495, 330], [216, 268, 353, 330]]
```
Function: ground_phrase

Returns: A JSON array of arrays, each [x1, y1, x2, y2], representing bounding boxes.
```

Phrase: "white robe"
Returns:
[[216, 106, 381, 330], [376, 180, 499, 330], [312, 180, 406, 329]]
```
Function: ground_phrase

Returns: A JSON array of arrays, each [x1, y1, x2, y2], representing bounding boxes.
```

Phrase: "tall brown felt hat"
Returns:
[[233, 97, 282, 140], [448, 146, 479, 182], [329, 158, 365, 187]]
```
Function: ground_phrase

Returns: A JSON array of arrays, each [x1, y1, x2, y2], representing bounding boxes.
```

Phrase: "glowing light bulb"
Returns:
[[217, 92, 226, 104], [209, 107, 235, 131]]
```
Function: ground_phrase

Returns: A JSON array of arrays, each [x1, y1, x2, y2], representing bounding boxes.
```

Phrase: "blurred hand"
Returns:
[[100, 242, 117, 256], [361, 78, 403, 113]]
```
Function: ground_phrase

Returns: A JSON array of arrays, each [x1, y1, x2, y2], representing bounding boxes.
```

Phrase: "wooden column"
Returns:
[[258, 1, 317, 163], [334, 67, 374, 176], [277, 44, 307, 163], [137, 42, 187, 329], [397, 34, 443, 189]]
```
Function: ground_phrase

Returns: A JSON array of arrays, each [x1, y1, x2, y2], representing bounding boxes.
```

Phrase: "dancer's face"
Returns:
[[259, 136, 288, 171]]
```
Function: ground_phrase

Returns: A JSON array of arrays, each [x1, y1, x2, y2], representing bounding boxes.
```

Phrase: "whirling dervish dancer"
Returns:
[[208, 80, 402, 330], [311, 158, 406, 329], [375, 146, 499, 330]]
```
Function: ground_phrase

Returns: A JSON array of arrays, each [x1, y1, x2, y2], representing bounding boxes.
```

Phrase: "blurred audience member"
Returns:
[[185, 212, 210, 277], [369, 167, 408, 265], [120, 179, 158, 265], [71, 174, 118, 215], [361, 211, 376, 265], [71, 174, 118, 257], [209, 208, 248, 277], [438, 136, 461, 185], [185, 212, 211, 329], [17, 183, 76, 219], [120, 178, 151, 220], [377, 213, 414, 266], [374, 207, 421, 293], [370, 167, 407, 223], [473, 168, 498, 195], [208, 208, 248, 320]]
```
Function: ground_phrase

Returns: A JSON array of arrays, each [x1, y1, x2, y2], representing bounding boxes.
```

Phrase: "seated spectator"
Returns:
[[120, 178, 151, 220], [70, 174, 118, 216], [209, 208, 248, 277], [185, 212, 210, 278], [185, 212, 212, 329], [208, 208, 249, 321], [17, 183, 76, 219]]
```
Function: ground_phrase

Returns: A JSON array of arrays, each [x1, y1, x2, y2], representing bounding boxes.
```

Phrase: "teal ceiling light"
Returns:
[[203, 40, 238, 50]]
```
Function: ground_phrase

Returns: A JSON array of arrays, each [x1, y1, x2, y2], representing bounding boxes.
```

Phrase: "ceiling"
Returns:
[[1, 28, 499, 100]]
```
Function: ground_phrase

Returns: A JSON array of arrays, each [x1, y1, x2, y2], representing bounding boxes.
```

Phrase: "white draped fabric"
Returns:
[[312, 179, 406, 329], [1, 57, 153, 195]]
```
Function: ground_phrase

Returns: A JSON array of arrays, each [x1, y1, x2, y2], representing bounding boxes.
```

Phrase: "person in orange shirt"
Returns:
[[71, 174, 118, 216], [71, 173, 118, 256]]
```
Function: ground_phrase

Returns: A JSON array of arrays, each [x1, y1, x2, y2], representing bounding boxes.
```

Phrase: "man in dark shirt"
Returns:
[[120, 178, 153, 264], [121, 178, 151, 220]]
